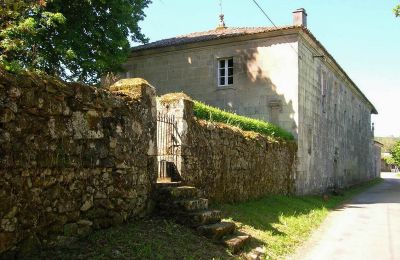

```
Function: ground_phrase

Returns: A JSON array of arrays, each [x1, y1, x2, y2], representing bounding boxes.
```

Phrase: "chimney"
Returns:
[[293, 8, 307, 27]]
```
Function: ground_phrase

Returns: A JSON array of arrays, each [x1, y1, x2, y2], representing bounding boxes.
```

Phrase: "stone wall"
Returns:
[[0, 69, 157, 255], [158, 95, 297, 203], [296, 33, 377, 194], [373, 142, 382, 177]]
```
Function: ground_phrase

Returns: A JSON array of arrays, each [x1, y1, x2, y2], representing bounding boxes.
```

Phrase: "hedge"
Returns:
[[193, 101, 294, 140]]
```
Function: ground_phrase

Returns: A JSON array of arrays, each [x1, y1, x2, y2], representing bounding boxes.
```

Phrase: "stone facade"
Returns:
[[125, 33, 299, 136], [296, 32, 378, 193], [125, 25, 378, 195], [0, 70, 157, 255], [158, 95, 297, 203]]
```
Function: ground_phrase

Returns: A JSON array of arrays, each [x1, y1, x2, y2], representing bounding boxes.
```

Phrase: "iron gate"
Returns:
[[156, 112, 181, 181]]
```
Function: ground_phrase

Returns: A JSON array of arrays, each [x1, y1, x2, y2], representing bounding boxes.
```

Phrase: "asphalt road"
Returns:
[[292, 172, 400, 260]]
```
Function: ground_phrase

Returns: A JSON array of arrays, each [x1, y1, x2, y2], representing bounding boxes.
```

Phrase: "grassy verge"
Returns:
[[193, 101, 294, 140], [37, 218, 234, 260], [216, 178, 382, 259]]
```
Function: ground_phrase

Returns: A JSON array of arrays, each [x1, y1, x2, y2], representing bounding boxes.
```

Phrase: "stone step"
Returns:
[[243, 246, 266, 260], [177, 209, 222, 227], [174, 198, 208, 212], [158, 198, 209, 212], [223, 233, 251, 254], [157, 186, 201, 201], [197, 221, 236, 240]]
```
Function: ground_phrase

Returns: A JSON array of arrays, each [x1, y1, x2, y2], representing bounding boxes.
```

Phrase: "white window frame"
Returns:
[[217, 57, 233, 87]]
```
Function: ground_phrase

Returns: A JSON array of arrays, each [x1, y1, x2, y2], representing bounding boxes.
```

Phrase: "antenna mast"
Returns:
[[217, 0, 226, 29]]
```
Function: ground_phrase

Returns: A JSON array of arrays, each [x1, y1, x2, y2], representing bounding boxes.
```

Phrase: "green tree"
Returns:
[[0, 0, 151, 84], [391, 141, 400, 166], [394, 4, 400, 17], [383, 155, 396, 165]]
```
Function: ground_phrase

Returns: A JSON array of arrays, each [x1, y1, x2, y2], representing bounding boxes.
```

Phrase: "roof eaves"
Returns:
[[298, 27, 378, 114], [130, 26, 300, 53]]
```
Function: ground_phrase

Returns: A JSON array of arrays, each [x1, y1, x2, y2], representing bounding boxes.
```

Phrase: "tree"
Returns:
[[391, 141, 400, 166], [0, 0, 151, 84], [394, 4, 400, 17], [383, 155, 396, 165]]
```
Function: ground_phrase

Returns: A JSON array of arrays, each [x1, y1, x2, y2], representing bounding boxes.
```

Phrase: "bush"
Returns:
[[383, 155, 396, 165], [193, 101, 294, 140], [391, 141, 400, 166]]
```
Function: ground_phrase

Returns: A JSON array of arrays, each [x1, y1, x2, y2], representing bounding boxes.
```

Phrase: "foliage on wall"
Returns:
[[193, 100, 294, 140]]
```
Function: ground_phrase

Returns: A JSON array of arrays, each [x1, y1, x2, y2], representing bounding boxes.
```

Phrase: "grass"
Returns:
[[193, 101, 294, 140], [35, 179, 381, 260], [37, 218, 234, 260], [215, 178, 383, 259]]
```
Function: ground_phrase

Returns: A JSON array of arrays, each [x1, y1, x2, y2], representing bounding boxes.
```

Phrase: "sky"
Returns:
[[137, 0, 400, 137]]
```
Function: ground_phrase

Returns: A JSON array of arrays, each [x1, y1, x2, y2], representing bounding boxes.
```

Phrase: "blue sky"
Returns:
[[137, 0, 400, 137]]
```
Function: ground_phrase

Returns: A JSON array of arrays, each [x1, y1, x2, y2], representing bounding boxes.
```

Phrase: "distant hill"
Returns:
[[375, 137, 400, 153]]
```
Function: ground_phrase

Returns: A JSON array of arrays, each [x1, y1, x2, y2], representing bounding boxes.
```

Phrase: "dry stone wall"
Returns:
[[158, 96, 297, 203], [0, 70, 157, 255]]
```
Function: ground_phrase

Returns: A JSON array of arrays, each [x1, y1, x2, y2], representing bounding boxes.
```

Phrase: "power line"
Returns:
[[250, 0, 299, 56], [250, 1, 375, 114], [251, 0, 278, 28]]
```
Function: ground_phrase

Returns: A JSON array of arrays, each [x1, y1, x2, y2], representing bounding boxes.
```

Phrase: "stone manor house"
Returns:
[[121, 9, 379, 194]]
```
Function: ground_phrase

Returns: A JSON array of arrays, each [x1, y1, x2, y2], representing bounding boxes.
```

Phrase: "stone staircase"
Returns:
[[155, 183, 251, 254]]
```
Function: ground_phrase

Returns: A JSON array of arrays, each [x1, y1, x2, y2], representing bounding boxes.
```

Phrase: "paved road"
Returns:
[[292, 172, 400, 260]]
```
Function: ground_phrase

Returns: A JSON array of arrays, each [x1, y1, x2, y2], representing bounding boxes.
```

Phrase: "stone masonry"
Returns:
[[0, 69, 157, 255], [158, 94, 297, 203], [296, 33, 378, 193], [125, 33, 299, 137], [125, 13, 379, 195]]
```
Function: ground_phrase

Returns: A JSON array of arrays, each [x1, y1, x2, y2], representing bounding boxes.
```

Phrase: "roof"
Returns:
[[131, 26, 298, 51], [131, 26, 378, 114]]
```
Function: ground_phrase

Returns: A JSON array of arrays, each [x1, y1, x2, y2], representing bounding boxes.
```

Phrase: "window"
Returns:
[[218, 58, 233, 86], [334, 103, 337, 119], [321, 71, 327, 113], [307, 127, 312, 155], [268, 100, 282, 126]]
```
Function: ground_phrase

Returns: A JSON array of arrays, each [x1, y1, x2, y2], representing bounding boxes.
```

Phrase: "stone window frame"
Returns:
[[217, 57, 234, 87]]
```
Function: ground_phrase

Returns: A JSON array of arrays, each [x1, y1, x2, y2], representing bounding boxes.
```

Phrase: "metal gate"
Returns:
[[156, 112, 181, 181]]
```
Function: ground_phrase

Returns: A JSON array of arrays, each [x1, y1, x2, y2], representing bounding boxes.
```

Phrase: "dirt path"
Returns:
[[291, 172, 400, 260]]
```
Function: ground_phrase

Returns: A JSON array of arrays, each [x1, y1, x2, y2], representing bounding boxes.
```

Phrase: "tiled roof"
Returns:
[[131, 26, 299, 51]]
